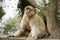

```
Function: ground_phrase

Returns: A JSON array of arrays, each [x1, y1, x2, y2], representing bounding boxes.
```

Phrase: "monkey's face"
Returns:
[[24, 6, 35, 17]]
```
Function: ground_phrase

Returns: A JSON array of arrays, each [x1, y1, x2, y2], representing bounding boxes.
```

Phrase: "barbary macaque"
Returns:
[[24, 6, 46, 40], [8, 6, 46, 40]]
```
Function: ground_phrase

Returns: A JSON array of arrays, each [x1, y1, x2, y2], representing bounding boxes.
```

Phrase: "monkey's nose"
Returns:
[[26, 10, 30, 13]]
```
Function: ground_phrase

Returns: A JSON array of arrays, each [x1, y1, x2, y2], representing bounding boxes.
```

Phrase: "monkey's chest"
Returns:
[[29, 18, 44, 29], [29, 19, 39, 27]]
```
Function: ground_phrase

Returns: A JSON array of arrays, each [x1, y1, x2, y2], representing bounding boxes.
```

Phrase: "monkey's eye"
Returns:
[[26, 8, 32, 11]]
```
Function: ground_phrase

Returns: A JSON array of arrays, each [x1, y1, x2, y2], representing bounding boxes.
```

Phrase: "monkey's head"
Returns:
[[24, 6, 35, 17]]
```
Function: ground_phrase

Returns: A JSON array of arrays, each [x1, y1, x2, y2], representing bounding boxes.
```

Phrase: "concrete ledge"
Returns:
[[0, 35, 26, 40], [0, 35, 60, 40]]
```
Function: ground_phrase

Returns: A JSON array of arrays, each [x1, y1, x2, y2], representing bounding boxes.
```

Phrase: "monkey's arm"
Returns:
[[14, 15, 29, 37], [8, 15, 29, 37]]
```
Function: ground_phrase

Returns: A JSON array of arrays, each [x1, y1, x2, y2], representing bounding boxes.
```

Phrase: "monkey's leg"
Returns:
[[27, 32, 32, 37], [27, 28, 39, 40], [27, 32, 37, 40], [27, 27, 46, 40]]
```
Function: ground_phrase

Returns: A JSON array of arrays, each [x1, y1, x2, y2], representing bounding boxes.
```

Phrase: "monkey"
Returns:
[[8, 6, 46, 40], [24, 6, 46, 40]]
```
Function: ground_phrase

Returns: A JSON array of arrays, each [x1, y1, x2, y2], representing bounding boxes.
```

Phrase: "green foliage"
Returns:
[[0, 0, 3, 2], [0, 6, 5, 19], [45, 4, 49, 10], [3, 18, 16, 34], [43, 0, 49, 10]]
